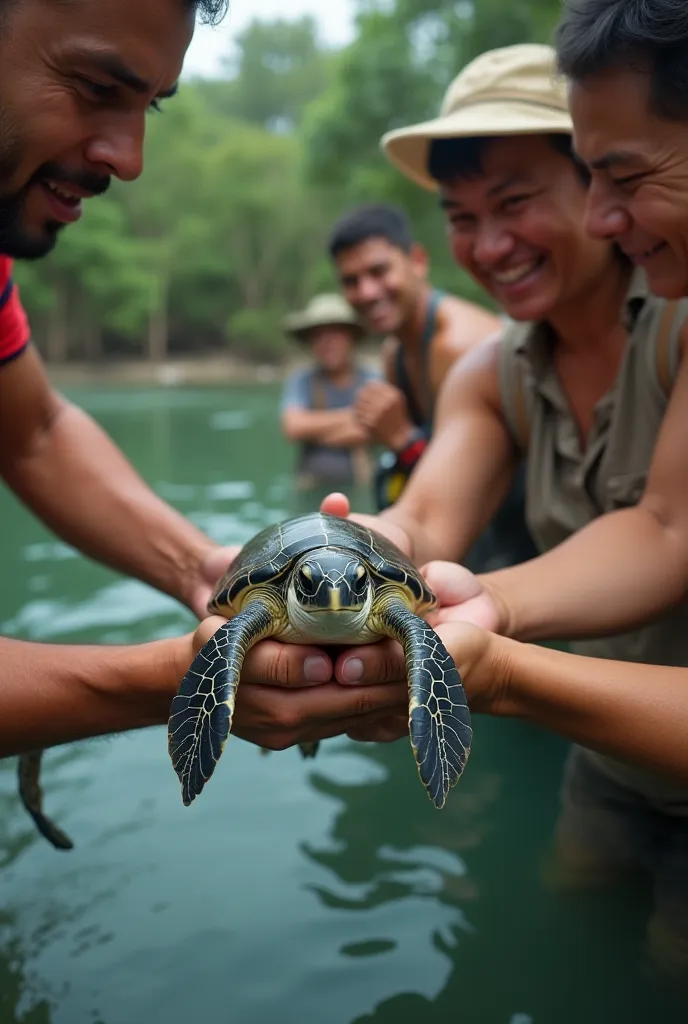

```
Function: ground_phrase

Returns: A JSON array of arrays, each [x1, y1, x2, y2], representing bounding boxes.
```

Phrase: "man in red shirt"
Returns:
[[0, 259, 29, 365], [0, 0, 407, 762]]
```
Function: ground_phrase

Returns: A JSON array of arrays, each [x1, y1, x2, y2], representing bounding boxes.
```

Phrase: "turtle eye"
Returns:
[[352, 564, 368, 594], [298, 565, 317, 596]]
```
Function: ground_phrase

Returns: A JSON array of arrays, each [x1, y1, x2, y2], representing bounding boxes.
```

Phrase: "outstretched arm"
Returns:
[[0, 347, 226, 616], [332, 623, 688, 784], [0, 623, 409, 759], [479, 325, 688, 641]]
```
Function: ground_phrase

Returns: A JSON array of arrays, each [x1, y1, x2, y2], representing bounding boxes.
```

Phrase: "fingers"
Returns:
[[191, 623, 334, 687], [241, 639, 334, 687], [320, 492, 350, 518], [334, 638, 406, 686], [232, 681, 408, 749], [346, 712, 409, 743]]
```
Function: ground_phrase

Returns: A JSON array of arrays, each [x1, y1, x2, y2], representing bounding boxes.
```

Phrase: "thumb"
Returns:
[[421, 560, 484, 605], [320, 491, 350, 518], [193, 615, 228, 652]]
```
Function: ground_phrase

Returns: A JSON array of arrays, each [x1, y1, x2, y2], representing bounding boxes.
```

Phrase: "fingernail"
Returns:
[[341, 658, 363, 683], [304, 656, 331, 683]]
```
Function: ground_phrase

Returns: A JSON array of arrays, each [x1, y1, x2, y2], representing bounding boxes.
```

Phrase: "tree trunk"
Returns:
[[147, 270, 169, 362], [83, 319, 103, 362]]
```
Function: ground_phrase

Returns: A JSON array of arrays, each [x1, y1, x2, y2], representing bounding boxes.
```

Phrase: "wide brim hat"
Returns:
[[381, 44, 573, 192], [284, 293, 365, 342]]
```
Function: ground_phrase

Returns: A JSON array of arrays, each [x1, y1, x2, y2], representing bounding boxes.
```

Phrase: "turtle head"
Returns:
[[287, 547, 373, 641]]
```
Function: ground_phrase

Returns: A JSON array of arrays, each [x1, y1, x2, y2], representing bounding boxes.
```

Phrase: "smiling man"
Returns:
[[0, 0, 409, 769], [328, 203, 536, 571], [556, 0, 688, 300]]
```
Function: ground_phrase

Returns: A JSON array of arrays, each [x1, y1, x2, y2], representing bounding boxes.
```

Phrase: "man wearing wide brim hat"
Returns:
[[281, 293, 377, 493], [369, 45, 553, 574], [381, 43, 573, 192]]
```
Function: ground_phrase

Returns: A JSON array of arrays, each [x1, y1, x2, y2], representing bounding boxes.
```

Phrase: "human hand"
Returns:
[[180, 617, 409, 751], [332, 619, 505, 743], [421, 560, 506, 633], [186, 545, 240, 619], [354, 380, 415, 452], [319, 492, 412, 558]]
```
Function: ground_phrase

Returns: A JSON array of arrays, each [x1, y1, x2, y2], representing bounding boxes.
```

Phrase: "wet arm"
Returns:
[[0, 348, 218, 610]]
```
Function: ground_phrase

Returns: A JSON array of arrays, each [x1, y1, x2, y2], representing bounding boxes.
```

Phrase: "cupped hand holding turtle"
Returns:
[[189, 615, 409, 753], [331, 620, 504, 744]]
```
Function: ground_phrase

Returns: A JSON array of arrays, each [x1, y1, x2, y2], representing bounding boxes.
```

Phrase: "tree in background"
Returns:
[[13, 0, 561, 363]]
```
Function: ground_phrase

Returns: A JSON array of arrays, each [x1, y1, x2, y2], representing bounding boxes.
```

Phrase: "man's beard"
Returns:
[[0, 186, 63, 259], [0, 117, 111, 260], [0, 109, 53, 258]]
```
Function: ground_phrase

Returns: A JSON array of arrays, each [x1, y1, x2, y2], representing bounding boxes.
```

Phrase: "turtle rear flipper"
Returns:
[[18, 750, 74, 850], [168, 601, 274, 807], [376, 601, 472, 809]]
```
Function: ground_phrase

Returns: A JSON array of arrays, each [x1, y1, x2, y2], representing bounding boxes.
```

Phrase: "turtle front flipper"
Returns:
[[168, 600, 274, 806], [17, 750, 74, 850], [376, 601, 472, 810], [298, 741, 319, 759]]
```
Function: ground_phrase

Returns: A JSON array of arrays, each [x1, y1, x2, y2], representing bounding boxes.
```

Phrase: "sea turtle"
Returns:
[[168, 512, 472, 809]]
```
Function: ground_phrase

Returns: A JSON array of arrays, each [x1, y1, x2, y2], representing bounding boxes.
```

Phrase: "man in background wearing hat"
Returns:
[[281, 293, 378, 492]]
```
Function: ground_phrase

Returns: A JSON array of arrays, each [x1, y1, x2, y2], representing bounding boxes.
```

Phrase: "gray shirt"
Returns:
[[282, 364, 379, 484]]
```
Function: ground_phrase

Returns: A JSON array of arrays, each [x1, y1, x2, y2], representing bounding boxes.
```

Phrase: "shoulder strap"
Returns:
[[422, 289, 445, 349], [420, 289, 445, 427], [655, 300, 680, 397]]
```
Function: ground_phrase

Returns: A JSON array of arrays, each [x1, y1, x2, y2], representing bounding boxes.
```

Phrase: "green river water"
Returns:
[[1, 384, 687, 1023]]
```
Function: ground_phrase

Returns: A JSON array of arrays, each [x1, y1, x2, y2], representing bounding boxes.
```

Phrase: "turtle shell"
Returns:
[[209, 511, 435, 615]]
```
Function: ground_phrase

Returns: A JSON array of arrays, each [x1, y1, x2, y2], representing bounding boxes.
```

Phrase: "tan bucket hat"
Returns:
[[284, 293, 364, 342], [381, 43, 572, 192]]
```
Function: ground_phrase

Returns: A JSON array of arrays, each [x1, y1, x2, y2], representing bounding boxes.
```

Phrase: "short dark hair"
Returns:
[[328, 203, 414, 259], [191, 0, 228, 25], [555, 0, 688, 122], [0, 0, 228, 27], [427, 133, 591, 186]]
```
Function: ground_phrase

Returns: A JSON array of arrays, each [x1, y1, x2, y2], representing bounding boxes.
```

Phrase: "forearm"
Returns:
[[2, 400, 215, 607], [496, 637, 688, 782], [0, 634, 187, 757], [285, 408, 367, 448], [483, 504, 688, 642], [380, 457, 514, 567]]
